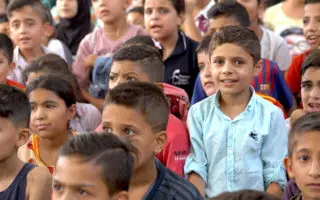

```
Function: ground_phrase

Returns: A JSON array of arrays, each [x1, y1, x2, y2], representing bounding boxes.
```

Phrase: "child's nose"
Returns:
[[309, 159, 320, 178]]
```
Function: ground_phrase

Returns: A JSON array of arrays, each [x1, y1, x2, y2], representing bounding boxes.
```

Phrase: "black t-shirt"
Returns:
[[144, 159, 203, 200], [164, 32, 199, 99]]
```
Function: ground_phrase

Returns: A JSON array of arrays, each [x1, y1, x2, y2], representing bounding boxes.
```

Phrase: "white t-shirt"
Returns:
[[260, 27, 292, 71], [8, 45, 68, 84], [47, 39, 73, 65], [194, 0, 215, 36]]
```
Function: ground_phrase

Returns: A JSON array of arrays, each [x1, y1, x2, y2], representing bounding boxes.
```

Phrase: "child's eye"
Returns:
[[53, 184, 63, 192], [213, 59, 223, 65], [79, 189, 89, 196], [198, 64, 205, 71], [159, 8, 169, 14], [124, 128, 135, 135], [103, 126, 112, 133], [46, 104, 56, 109], [303, 18, 310, 26], [301, 83, 313, 90], [299, 155, 309, 162], [235, 60, 244, 65], [145, 8, 152, 15], [109, 75, 116, 81], [127, 77, 137, 82], [30, 105, 36, 111]]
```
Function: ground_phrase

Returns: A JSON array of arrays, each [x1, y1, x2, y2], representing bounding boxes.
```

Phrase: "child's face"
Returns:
[[208, 16, 241, 33], [57, 0, 78, 19], [0, 117, 29, 161], [0, 51, 14, 84], [109, 60, 151, 90], [210, 43, 261, 96], [92, 0, 129, 24], [29, 88, 75, 138], [102, 104, 165, 171], [303, 3, 320, 49], [53, 156, 128, 200], [301, 67, 320, 112], [9, 6, 45, 51], [285, 131, 320, 200], [127, 12, 144, 28], [144, 0, 183, 42], [198, 52, 216, 96]]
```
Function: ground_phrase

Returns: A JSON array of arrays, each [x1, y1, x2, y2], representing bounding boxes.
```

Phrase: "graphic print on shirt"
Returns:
[[172, 69, 191, 86]]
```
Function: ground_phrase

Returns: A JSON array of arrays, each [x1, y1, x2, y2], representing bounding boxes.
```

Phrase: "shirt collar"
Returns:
[[195, 0, 216, 20], [213, 86, 257, 113], [166, 31, 187, 60], [14, 45, 50, 68]]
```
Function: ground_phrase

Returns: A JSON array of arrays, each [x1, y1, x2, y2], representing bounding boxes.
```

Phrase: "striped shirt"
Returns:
[[144, 159, 203, 200]]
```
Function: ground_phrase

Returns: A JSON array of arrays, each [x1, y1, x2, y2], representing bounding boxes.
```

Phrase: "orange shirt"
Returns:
[[19, 132, 76, 174], [257, 92, 287, 118]]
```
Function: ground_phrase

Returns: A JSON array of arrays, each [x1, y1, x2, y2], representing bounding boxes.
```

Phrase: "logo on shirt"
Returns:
[[259, 84, 271, 95], [250, 132, 258, 141], [172, 69, 190, 86], [174, 150, 188, 161]]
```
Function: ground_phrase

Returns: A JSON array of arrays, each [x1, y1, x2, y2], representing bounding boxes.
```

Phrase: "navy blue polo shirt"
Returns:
[[164, 31, 199, 98], [143, 159, 203, 200]]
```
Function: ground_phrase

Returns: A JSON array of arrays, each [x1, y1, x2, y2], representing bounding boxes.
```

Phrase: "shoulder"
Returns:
[[128, 24, 147, 36], [183, 33, 199, 50], [265, 2, 283, 16], [79, 28, 102, 46], [27, 166, 51, 186], [76, 103, 101, 116], [262, 27, 287, 45], [167, 114, 188, 139], [254, 93, 284, 117], [160, 167, 203, 199], [190, 94, 215, 114]]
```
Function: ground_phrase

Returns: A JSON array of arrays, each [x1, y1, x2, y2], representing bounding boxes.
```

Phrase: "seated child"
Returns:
[[52, 132, 133, 200], [127, 6, 144, 28], [18, 75, 77, 174], [0, 33, 24, 89], [184, 26, 287, 198], [73, 0, 145, 103], [286, 0, 320, 106], [98, 44, 190, 176], [284, 112, 320, 200], [144, 0, 199, 98], [22, 54, 101, 132], [7, 0, 68, 85], [55, 0, 91, 56], [102, 82, 203, 199], [0, 84, 51, 199], [205, 0, 294, 112], [42, 7, 73, 65]]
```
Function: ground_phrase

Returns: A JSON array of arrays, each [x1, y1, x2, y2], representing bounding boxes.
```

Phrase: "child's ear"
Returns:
[[8, 62, 16, 75], [253, 59, 262, 76], [284, 157, 295, 179], [111, 191, 129, 200], [67, 104, 77, 121], [16, 128, 30, 148], [154, 131, 167, 154], [43, 23, 55, 38]]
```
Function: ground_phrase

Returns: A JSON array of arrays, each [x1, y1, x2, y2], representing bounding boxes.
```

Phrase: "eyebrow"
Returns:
[[53, 179, 96, 188], [296, 148, 310, 154], [30, 100, 58, 105]]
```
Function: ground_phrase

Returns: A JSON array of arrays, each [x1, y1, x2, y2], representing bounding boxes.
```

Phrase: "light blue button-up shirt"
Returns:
[[184, 90, 287, 198]]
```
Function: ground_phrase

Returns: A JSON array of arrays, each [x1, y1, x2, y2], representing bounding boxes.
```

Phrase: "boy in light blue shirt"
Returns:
[[184, 26, 287, 198]]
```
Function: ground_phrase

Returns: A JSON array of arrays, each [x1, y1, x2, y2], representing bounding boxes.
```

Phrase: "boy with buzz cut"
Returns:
[[0, 33, 24, 90], [284, 112, 320, 200], [52, 132, 134, 200], [184, 26, 288, 198], [102, 82, 203, 200], [0, 84, 52, 200], [6, 0, 67, 85]]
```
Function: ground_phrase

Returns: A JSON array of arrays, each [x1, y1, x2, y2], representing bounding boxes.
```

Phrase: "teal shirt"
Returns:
[[41, 0, 56, 9], [184, 89, 287, 198]]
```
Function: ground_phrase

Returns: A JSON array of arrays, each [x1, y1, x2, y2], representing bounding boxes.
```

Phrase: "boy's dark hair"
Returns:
[[300, 48, 320, 76], [26, 75, 76, 108], [209, 26, 261, 64], [196, 33, 212, 54], [23, 54, 70, 84], [104, 82, 169, 133], [7, 0, 48, 22], [304, 0, 320, 5], [112, 44, 164, 83], [209, 190, 280, 200], [127, 6, 144, 15], [59, 132, 134, 196], [143, 0, 185, 14], [124, 35, 163, 59], [288, 112, 320, 157], [0, 33, 13, 62], [0, 84, 30, 128], [208, 1, 250, 28]]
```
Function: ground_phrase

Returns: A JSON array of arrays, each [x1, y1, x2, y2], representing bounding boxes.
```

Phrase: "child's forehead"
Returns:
[[211, 43, 252, 59], [9, 6, 43, 22], [292, 131, 320, 153], [304, 3, 320, 15], [302, 66, 320, 78]]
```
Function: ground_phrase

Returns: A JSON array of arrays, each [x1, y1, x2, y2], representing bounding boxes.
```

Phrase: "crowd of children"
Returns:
[[0, 0, 319, 199]]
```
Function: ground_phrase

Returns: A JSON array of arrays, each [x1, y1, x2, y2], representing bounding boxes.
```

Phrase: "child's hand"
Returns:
[[85, 54, 98, 71], [290, 109, 307, 125]]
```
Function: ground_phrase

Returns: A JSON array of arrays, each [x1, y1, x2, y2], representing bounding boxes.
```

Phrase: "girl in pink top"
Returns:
[[73, 0, 146, 89]]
